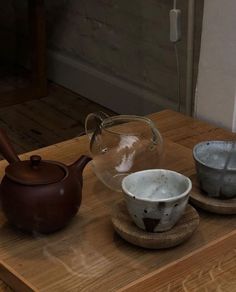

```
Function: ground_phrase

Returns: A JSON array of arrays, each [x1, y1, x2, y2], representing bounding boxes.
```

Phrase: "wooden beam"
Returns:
[[28, 0, 47, 97]]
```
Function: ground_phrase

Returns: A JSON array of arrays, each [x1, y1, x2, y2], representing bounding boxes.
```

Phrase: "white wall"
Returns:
[[195, 0, 236, 132]]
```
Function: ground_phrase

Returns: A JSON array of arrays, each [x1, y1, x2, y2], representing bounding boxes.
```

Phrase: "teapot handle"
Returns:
[[85, 111, 109, 141], [0, 128, 20, 163]]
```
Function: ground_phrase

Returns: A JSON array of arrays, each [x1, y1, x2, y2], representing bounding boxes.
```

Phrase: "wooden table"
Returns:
[[0, 110, 235, 291]]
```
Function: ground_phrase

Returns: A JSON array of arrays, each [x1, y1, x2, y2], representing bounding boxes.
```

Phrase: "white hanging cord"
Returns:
[[173, 0, 177, 9]]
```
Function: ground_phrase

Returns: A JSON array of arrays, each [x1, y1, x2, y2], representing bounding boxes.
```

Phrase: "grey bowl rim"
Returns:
[[193, 140, 236, 171], [122, 169, 192, 203]]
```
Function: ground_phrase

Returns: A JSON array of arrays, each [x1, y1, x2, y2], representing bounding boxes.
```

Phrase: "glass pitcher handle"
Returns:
[[85, 111, 109, 140]]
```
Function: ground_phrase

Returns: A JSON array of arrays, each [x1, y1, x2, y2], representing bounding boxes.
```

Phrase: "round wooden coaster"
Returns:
[[111, 201, 199, 249], [190, 191, 236, 215]]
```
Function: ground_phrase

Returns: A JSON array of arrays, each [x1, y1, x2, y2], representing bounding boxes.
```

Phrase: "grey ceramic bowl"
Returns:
[[122, 169, 192, 232], [193, 141, 236, 199]]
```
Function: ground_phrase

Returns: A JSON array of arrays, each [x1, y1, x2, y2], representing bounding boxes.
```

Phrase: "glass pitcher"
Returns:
[[85, 112, 164, 192]]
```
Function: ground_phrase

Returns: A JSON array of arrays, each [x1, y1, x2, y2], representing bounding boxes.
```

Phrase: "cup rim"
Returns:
[[193, 140, 236, 171], [122, 169, 192, 203]]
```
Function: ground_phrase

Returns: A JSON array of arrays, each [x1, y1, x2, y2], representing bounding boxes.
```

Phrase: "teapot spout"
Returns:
[[69, 155, 92, 186], [75, 155, 92, 171]]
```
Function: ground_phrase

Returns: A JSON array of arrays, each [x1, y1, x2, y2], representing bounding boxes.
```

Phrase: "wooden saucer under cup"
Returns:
[[190, 175, 236, 215], [111, 201, 199, 249]]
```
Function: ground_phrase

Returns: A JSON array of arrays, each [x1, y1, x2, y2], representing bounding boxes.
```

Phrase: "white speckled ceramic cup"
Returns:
[[122, 169, 192, 232]]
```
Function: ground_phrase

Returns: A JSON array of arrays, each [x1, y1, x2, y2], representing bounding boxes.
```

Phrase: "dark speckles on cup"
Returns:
[[158, 202, 166, 210], [143, 218, 160, 232]]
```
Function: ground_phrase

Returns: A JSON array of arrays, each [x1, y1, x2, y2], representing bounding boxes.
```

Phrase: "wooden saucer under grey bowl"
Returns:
[[190, 189, 236, 215], [111, 201, 199, 249], [190, 175, 236, 215]]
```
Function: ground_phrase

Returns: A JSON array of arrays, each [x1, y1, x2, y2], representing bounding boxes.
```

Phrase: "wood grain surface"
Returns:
[[120, 230, 236, 292], [0, 83, 115, 156], [0, 261, 37, 292], [0, 110, 235, 291]]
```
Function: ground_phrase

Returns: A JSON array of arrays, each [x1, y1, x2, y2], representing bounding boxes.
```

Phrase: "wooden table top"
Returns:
[[0, 110, 235, 291], [121, 230, 236, 291]]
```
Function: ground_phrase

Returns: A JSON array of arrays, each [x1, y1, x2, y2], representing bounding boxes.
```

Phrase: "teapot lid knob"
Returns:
[[30, 155, 42, 168]]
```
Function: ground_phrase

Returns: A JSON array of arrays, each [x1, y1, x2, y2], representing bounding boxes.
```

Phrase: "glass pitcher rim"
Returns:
[[100, 114, 158, 136]]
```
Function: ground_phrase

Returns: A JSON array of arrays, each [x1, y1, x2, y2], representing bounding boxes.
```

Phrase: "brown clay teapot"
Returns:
[[0, 129, 91, 234]]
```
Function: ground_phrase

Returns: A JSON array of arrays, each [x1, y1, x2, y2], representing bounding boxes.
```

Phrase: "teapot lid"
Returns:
[[5, 155, 66, 185]]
